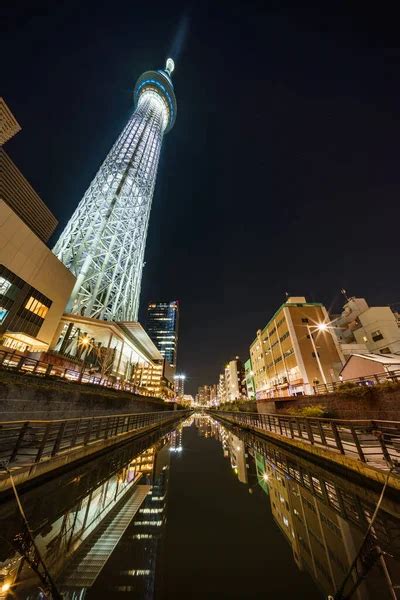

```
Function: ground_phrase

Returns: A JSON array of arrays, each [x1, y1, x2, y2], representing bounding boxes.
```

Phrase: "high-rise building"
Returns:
[[224, 357, 245, 402], [174, 373, 185, 399], [249, 296, 344, 399], [53, 60, 177, 321], [146, 301, 179, 371]]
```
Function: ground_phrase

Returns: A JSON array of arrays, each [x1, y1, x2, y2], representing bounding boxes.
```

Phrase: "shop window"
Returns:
[[25, 296, 49, 318]]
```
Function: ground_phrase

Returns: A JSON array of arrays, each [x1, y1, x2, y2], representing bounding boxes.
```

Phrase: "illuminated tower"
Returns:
[[54, 59, 177, 321]]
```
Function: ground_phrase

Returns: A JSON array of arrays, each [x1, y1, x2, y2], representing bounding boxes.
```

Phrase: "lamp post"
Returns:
[[307, 323, 328, 386]]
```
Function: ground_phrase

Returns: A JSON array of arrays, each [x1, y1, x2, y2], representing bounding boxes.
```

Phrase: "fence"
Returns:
[[0, 410, 189, 469], [313, 369, 400, 395], [0, 349, 147, 395], [212, 411, 400, 471]]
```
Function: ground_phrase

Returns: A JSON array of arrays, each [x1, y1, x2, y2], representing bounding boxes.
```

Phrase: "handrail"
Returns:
[[0, 410, 191, 470], [0, 410, 180, 425], [210, 410, 400, 472]]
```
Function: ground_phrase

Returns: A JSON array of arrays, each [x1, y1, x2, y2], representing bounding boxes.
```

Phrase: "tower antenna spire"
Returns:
[[165, 57, 175, 76]]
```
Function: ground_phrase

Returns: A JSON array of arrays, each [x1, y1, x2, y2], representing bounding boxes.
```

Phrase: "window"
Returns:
[[25, 296, 49, 318], [301, 318, 309, 323], [0, 306, 8, 323], [371, 330, 384, 342], [380, 347, 391, 354], [0, 276, 11, 296]]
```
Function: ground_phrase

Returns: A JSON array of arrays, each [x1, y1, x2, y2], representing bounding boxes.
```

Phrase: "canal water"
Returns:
[[0, 414, 399, 599]]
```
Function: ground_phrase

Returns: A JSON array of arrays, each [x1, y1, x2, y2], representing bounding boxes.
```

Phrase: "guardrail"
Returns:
[[0, 410, 189, 470], [313, 369, 400, 395], [0, 349, 155, 396], [211, 411, 400, 471]]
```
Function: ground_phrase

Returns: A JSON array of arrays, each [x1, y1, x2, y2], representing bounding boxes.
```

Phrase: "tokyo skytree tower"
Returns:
[[54, 59, 177, 321]]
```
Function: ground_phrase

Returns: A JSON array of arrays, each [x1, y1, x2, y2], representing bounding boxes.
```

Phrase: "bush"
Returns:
[[287, 404, 328, 418]]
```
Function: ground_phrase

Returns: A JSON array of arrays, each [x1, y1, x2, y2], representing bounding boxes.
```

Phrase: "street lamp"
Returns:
[[306, 323, 328, 385]]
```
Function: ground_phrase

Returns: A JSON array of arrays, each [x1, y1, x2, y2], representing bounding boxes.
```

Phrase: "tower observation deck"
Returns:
[[53, 59, 177, 321]]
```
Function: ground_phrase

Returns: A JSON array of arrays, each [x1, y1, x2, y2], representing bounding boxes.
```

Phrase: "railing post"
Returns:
[[83, 420, 93, 445], [35, 424, 51, 462], [330, 422, 345, 454], [9, 421, 30, 463], [350, 426, 366, 462], [305, 419, 315, 444], [317, 420, 327, 445], [52, 422, 66, 456]]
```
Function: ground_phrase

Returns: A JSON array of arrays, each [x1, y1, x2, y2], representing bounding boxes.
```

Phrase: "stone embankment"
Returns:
[[0, 370, 169, 420], [257, 382, 400, 421]]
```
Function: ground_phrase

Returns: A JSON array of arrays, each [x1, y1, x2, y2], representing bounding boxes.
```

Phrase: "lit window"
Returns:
[[25, 296, 49, 318], [0, 276, 11, 296], [0, 306, 8, 323]]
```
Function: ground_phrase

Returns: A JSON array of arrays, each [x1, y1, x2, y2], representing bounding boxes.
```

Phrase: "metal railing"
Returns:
[[255, 369, 400, 400], [212, 411, 400, 471], [0, 410, 189, 469], [0, 349, 157, 396]]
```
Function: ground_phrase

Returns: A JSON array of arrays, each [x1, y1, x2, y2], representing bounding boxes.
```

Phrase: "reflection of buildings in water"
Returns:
[[252, 439, 399, 599], [0, 431, 172, 598], [194, 414, 213, 438], [86, 443, 171, 599], [182, 415, 194, 428], [170, 426, 183, 452]]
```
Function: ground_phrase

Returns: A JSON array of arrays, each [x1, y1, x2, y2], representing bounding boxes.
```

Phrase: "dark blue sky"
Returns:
[[2, 1, 400, 393]]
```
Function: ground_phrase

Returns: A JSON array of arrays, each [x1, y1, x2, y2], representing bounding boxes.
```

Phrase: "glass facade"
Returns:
[[146, 301, 179, 369], [0, 264, 52, 342]]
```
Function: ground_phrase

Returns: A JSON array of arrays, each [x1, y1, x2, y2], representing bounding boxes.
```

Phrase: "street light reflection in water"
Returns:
[[0, 413, 399, 599]]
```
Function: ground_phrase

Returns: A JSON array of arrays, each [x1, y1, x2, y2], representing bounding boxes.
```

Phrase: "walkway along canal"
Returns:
[[0, 414, 399, 598]]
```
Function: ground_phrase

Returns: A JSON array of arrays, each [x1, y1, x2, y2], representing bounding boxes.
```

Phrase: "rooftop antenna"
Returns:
[[165, 57, 175, 76]]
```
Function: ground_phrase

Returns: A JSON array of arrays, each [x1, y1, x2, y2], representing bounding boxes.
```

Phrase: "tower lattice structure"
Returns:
[[54, 59, 177, 321]]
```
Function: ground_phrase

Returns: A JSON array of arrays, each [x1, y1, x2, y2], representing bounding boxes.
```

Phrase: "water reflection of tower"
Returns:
[[87, 441, 171, 599]]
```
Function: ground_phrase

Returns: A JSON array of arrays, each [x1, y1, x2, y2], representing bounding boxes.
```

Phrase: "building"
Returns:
[[50, 315, 168, 392], [244, 358, 256, 399], [249, 296, 344, 399], [53, 59, 177, 322], [173, 373, 185, 400], [224, 357, 245, 402], [0, 98, 58, 243], [339, 353, 400, 381], [0, 97, 21, 145], [196, 385, 212, 406], [217, 373, 226, 405], [146, 301, 179, 372], [0, 100, 75, 353], [334, 296, 400, 356]]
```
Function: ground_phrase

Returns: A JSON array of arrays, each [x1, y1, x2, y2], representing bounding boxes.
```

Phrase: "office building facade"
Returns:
[[146, 301, 179, 371]]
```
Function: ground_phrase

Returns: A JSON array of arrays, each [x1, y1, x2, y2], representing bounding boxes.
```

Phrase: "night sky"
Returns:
[[2, 2, 400, 394]]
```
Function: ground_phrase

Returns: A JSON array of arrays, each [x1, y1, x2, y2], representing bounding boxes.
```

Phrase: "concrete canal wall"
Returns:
[[257, 383, 400, 421], [0, 371, 168, 420]]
